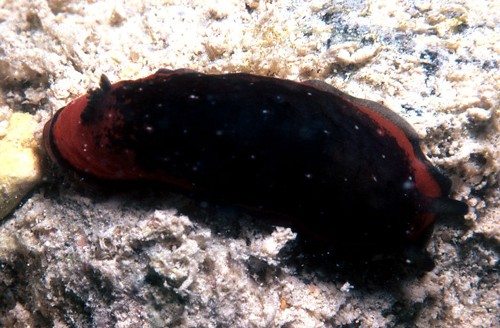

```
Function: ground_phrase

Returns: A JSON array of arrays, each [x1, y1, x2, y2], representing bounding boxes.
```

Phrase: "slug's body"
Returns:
[[44, 69, 468, 254]]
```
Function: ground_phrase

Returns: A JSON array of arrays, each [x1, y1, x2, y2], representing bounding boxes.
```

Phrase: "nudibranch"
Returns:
[[43, 69, 468, 258]]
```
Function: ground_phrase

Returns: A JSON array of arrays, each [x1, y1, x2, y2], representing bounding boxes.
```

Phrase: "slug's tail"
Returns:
[[430, 197, 469, 216]]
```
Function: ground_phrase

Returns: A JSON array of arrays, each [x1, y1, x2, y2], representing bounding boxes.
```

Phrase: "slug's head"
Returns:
[[42, 75, 150, 180], [43, 75, 113, 172], [43, 106, 64, 167], [42, 93, 90, 170]]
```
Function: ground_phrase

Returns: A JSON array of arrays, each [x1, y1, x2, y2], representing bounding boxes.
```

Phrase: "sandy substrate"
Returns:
[[0, 0, 498, 327]]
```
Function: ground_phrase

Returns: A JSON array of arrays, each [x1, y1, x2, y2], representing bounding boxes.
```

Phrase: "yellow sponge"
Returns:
[[0, 112, 42, 219]]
